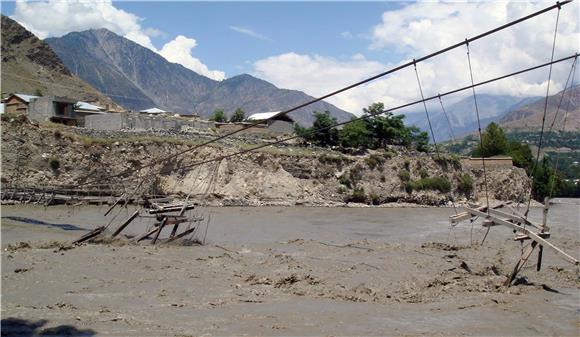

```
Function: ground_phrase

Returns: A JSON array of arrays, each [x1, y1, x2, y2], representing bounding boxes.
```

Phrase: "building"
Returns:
[[246, 111, 295, 134], [26, 96, 108, 126], [3, 93, 39, 114]]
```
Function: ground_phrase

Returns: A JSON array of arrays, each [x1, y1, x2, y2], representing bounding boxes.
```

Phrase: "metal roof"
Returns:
[[247, 111, 282, 120], [140, 107, 167, 114], [75, 101, 104, 112], [13, 94, 40, 103]]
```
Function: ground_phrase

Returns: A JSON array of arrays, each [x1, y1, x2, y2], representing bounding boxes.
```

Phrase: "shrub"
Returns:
[[349, 164, 364, 186], [369, 192, 380, 205], [339, 175, 352, 188], [380, 175, 386, 182], [419, 168, 429, 179], [48, 157, 60, 171], [408, 176, 451, 193], [398, 170, 411, 182], [345, 187, 367, 203], [337, 186, 348, 194], [365, 154, 386, 170], [457, 173, 474, 195], [434, 155, 461, 170], [54, 130, 62, 139], [403, 159, 410, 170]]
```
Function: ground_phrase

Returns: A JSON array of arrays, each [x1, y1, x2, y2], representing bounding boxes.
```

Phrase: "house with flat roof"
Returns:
[[247, 111, 295, 134]]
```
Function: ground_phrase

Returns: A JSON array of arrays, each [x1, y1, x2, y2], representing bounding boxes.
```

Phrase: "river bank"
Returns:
[[1, 116, 531, 207], [1, 203, 579, 336]]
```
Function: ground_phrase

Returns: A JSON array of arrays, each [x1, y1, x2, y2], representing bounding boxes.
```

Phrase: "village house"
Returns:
[[3, 93, 39, 114], [139, 107, 168, 115], [247, 111, 295, 134]]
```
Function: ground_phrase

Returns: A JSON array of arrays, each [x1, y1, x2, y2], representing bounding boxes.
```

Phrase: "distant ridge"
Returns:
[[46, 28, 354, 125]]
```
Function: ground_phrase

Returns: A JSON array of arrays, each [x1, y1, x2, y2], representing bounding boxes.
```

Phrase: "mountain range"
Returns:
[[0, 15, 119, 109], [45, 28, 353, 126]]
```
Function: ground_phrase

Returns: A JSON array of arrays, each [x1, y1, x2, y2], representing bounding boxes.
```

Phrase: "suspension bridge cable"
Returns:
[[526, 5, 562, 215], [169, 54, 578, 172], [86, 0, 571, 182], [413, 61, 440, 155], [465, 41, 490, 211], [547, 56, 578, 134], [548, 57, 578, 198], [438, 95, 456, 143]]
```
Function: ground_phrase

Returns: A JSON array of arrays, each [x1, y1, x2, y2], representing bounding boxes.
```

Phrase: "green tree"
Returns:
[[295, 111, 339, 147], [473, 122, 508, 157], [210, 109, 227, 123], [339, 118, 372, 148], [508, 141, 533, 173], [229, 108, 245, 123]]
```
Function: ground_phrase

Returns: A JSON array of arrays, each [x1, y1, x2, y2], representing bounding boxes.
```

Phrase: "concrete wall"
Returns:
[[267, 120, 293, 134], [28, 97, 55, 122], [85, 113, 216, 131]]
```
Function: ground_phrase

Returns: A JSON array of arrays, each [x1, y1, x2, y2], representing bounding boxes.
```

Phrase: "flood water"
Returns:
[[2, 200, 578, 246]]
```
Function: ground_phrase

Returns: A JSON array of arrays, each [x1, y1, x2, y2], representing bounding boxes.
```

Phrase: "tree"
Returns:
[[209, 109, 226, 123], [508, 141, 533, 173], [339, 118, 372, 148], [229, 108, 245, 123], [472, 122, 508, 157], [295, 111, 339, 147]]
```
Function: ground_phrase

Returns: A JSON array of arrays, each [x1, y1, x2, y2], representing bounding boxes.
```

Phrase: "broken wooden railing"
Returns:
[[450, 199, 578, 286], [73, 201, 203, 246]]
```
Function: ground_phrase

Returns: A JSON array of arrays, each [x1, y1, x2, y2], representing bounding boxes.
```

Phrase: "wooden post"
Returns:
[[112, 211, 139, 238], [163, 227, 197, 244], [104, 193, 125, 216], [72, 226, 106, 245], [151, 217, 168, 244]]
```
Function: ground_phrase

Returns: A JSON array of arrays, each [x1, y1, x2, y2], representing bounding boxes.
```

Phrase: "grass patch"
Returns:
[[457, 173, 474, 195], [344, 187, 367, 203]]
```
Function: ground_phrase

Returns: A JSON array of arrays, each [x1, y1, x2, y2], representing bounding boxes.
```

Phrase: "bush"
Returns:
[[457, 173, 474, 195], [434, 155, 461, 170], [408, 176, 451, 193], [369, 192, 380, 205], [339, 175, 352, 188], [48, 157, 60, 171], [345, 187, 367, 203], [365, 154, 386, 170], [419, 168, 429, 179], [398, 170, 411, 182], [337, 186, 348, 194], [349, 164, 364, 187], [403, 159, 410, 170]]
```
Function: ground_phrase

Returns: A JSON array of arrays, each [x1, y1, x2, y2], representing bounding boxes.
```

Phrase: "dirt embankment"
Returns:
[[1, 116, 530, 206]]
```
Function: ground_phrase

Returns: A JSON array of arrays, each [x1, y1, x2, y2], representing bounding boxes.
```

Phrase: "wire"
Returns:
[[413, 61, 439, 155], [465, 41, 490, 212], [526, 5, 562, 215], [438, 94, 456, 143], [77, 0, 571, 184]]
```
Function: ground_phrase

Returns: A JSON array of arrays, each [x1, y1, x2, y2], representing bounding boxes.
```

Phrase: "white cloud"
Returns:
[[340, 31, 354, 39], [253, 2, 579, 115], [159, 36, 225, 81], [11, 0, 225, 80], [229, 26, 271, 41]]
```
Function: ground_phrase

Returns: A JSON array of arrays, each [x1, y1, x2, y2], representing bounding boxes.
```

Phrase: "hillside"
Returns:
[[404, 94, 534, 142], [499, 85, 580, 131], [0, 16, 119, 109], [46, 29, 353, 126]]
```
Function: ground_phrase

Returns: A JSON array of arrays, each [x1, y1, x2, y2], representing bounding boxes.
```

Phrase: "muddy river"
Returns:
[[1, 202, 579, 336]]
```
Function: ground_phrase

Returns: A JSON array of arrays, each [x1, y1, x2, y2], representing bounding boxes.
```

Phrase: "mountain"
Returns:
[[404, 94, 536, 142], [46, 28, 353, 126], [194, 74, 353, 126], [499, 85, 580, 131], [0, 16, 119, 109]]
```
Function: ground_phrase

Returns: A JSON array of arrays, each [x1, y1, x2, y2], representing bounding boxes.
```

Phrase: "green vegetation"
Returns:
[[365, 153, 386, 170], [34, 88, 43, 97], [344, 187, 367, 203], [507, 131, 580, 150], [295, 102, 430, 152], [48, 157, 60, 171], [229, 108, 245, 123], [457, 173, 474, 195], [398, 170, 411, 182], [209, 109, 227, 123], [407, 176, 451, 194]]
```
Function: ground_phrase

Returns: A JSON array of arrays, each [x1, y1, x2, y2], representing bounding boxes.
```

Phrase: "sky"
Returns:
[[1, 1, 579, 115]]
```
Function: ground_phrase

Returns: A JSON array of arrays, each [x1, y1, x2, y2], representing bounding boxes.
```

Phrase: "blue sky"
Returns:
[[2, 1, 578, 114]]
